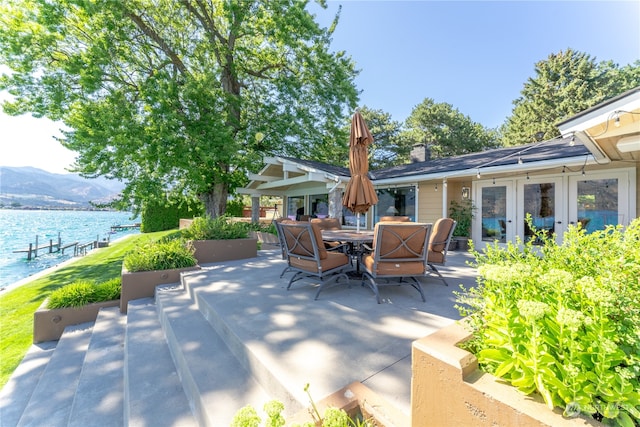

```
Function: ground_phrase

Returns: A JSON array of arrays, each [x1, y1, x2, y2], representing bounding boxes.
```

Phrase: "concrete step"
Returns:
[[68, 307, 126, 427], [17, 322, 94, 427], [155, 284, 271, 426], [0, 341, 56, 427], [124, 297, 197, 427]]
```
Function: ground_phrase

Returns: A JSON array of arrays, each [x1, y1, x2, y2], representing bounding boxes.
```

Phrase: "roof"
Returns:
[[277, 156, 351, 177], [556, 86, 640, 128], [371, 136, 590, 180]]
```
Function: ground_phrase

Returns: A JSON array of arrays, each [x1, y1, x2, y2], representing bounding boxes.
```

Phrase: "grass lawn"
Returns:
[[0, 230, 176, 389]]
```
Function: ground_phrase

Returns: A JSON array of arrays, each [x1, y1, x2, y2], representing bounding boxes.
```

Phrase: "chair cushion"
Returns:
[[290, 251, 349, 273], [429, 218, 454, 253], [362, 254, 425, 276], [311, 218, 342, 230], [379, 216, 410, 222], [283, 223, 327, 260], [374, 223, 428, 259]]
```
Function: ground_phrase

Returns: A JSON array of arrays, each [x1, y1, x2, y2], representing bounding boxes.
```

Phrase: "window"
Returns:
[[287, 196, 304, 220], [373, 187, 416, 223], [309, 194, 329, 218]]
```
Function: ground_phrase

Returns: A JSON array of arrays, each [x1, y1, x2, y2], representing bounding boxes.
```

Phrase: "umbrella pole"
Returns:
[[356, 212, 361, 233]]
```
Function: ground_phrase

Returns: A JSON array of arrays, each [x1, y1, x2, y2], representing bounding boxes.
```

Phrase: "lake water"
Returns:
[[0, 209, 140, 290]]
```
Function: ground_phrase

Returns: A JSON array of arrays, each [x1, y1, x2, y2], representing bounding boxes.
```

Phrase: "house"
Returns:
[[240, 87, 639, 248]]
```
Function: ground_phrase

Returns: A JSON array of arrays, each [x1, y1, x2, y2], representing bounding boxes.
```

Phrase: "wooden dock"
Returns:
[[110, 223, 141, 232], [13, 233, 109, 260]]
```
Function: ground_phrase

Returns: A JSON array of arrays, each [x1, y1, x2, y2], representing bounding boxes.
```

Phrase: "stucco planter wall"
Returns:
[[411, 321, 602, 427], [189, 238, 257, 265], [249, 231, 279, 246], [33, 299, 119, 343], [287, 381, 409, 427], [120, 265, 200, 313]]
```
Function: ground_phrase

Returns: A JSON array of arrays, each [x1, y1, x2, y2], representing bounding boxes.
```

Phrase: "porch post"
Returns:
[[328, 188, 343, 222], [251, 196, 260, 223], [442, 179, 448, 218]]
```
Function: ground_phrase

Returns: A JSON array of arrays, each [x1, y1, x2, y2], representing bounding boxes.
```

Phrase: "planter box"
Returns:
[[33, 299, 119, 343], [189, 238, 257, 265], [411, 322, 602, 427], [120, 265, 200, 313], [288, 381, 409, 427], [249, 231, 279, 246]]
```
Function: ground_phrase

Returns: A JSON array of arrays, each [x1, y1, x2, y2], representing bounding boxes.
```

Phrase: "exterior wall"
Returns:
[[417, 181, 468, 224]]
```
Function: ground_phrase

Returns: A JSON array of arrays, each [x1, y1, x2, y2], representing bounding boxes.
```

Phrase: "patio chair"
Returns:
[[311, 218, 350, 253], [379, 216, 411, 222], [280, 222, 352, 300], [273, 218, 298, 278], [361, 222, 432, 303], [426, 218, 457, 286]]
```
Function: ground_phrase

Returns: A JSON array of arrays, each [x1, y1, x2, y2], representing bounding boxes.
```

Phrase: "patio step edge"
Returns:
[[124, 297, 198, 427], [68, 306, 126, 427], [16, 322, 94, 427], [0, 340, 56, 427], [155, 284, 272, 426]]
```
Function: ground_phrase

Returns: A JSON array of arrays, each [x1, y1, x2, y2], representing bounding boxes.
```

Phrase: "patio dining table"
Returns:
[[321, 229, 375, 273]]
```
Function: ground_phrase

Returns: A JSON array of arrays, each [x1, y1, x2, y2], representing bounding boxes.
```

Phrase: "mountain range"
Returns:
[[0, 166, 125, 208]]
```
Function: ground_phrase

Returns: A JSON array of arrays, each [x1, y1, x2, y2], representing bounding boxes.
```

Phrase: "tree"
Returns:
[[356, 106, 405, 169], [401, 98, 499, 160], [501, 49, 640, 146], [0, 0, 359, 216]]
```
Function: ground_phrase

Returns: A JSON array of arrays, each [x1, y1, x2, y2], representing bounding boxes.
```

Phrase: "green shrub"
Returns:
[[123, 238, 197, 272], [181, 215, 250, 240], [449, 199, 475, 237], [46, 278, 121, 309], [94, 277, 122, 302], [226, 198, 245, 217], [140, 196, 204, 232], [456, 217, 640, 426]]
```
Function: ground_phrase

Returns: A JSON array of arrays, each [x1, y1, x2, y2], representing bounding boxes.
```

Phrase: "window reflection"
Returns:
[[577, 179, 618, 232], [373, 187, 416, 223], [481, 186, 506, 242]]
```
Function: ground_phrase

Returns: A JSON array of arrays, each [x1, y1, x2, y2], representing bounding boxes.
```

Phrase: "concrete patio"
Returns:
[[0, 247, 477, 426]]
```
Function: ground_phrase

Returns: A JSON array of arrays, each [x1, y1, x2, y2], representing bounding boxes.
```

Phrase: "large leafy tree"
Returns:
[[501, 49, 640, 146], [402, 98, 499, 160], [0, 0, 359, 216]]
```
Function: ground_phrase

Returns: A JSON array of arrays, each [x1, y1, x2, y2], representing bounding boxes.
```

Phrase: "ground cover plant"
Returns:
[[0, 230, 176, 388], [231, 384, 374, 427], [46, 278, 121, 309], [123, 233, 197, 272], [181, 215, 250, 241], [456, 217, 640, 426]]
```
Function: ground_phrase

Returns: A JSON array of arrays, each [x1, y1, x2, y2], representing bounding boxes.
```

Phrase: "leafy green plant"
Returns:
[[230, 384, 375, 427], [46, 278, 121, 309], [123, 237, 197, 272], [455, 217, 640, 426], [449, 199, 475, 237], [181, 215, 250, 240]]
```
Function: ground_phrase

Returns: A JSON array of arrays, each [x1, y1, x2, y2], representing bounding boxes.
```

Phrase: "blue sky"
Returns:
[[314, 1, 640, 128], [2, 1, 639, 173]]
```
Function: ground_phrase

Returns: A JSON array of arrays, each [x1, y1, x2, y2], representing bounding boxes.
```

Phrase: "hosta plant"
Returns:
[[456, 216, 640, 427]]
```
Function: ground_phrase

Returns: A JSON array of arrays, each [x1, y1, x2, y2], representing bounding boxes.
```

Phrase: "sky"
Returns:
[[1, 1, 639, 174]]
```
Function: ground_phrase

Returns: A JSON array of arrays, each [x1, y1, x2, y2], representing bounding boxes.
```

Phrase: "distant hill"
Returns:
[[0, 166, 125, 208]]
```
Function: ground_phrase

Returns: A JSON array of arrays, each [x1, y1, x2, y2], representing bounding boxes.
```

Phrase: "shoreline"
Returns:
[[0, 234, 136, 295]]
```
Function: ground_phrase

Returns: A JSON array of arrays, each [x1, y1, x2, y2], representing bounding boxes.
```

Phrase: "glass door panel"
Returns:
[[480, 186, 508, 243], [576, 178, 619, 232], [523, 182, 556, 244]]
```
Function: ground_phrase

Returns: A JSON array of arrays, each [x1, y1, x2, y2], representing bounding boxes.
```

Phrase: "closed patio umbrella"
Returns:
[[342, 111, 378, 232]]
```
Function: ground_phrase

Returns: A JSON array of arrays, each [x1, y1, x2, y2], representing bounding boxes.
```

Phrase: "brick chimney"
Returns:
[[410, 144, 431, 163]]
